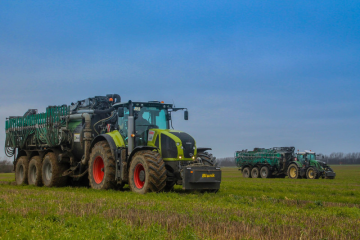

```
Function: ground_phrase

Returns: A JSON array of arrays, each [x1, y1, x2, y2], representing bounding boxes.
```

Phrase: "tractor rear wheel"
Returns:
[[88, 141, 116, 190], [251, 167, 260, 178], [260, 166, 271, 178], [242, 167, 251, 178], [42, 152, 68, 187], [129, 150, 166, 194], [15, 156, 29, 185], [287, 164, 299, 179], [306, 167, 317, 179], [28, 156, 43, 186]]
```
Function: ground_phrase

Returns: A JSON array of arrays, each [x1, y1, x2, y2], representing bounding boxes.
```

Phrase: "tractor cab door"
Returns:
[[118, 107, 130, 145], [134, 107, 169, 147]]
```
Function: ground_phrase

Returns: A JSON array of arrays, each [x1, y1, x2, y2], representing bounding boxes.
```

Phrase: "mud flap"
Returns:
[[182, 166, 221, 190]]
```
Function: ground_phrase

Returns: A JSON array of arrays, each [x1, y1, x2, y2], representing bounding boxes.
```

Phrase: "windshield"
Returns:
[[307, 154, 316, 160], [297, 153, 316, 161], [135, 107, 168, 130]]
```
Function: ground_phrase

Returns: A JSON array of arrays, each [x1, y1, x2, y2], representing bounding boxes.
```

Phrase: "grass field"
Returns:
[[0, 165, 359, 239]]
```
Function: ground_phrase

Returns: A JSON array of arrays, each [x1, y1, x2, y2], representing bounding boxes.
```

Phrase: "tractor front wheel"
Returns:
[[197, 151, 216, 166], [287, 164, 299, 179], [242, 167, 251, 178], [251, 167, 260, 178], [15, 156, 29, 185], [88, 141, 116, 190], [129, 150, 166, 194], [306, 167, 317, 179]]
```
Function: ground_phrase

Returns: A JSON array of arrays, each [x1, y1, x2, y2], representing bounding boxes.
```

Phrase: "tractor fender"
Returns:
[[197, 147, 212, 153], [90, 134, 118, 159], [127, 146, 159, 166], [289, 161, 303, 169]]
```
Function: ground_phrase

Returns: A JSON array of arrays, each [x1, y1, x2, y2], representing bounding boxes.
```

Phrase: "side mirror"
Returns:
[[184, 110, 188, 120], [117, 107, 124, 117]]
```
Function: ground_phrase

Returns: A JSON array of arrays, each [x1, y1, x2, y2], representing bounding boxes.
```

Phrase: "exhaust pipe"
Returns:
[[81, 113, 92, 165]]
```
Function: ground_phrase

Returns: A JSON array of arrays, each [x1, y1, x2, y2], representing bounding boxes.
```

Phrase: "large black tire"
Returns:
[[15, 156, 29, 185], [260, 166, 271, 178], [129, 150, 166, 194], [251, 167, 260, 178], [242, 167, 251, 178], [197, 151, 217, 166], [88, 141, 116, 190], [42, 152, 68, 187], [306, 167, 318, 179], [28, 156, 43, 186], [287, 163, 299, 179]]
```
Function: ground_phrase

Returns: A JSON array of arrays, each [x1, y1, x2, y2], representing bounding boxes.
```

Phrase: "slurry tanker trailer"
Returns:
[[5, 94, 221, 193]]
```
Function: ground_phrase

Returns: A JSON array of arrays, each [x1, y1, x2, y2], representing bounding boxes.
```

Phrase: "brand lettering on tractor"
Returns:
[[202, 173, 215, 178]]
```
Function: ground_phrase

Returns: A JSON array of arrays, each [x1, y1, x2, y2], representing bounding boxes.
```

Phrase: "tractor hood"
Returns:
[[147, 129, 197, 161]]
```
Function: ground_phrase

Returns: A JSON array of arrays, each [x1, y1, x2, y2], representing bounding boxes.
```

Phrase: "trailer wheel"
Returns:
[[15, 156, 29, 185], [242, 167, 251, 178], [28, 156, 43, 186], [42, 152, 68, 187], [287, 164, 299, 179], [129, 150, 166, 194], [251, 167, 260, 178], [88, 141, 116, 190], [260, 166, 271, 178], [306, 167, 317, 179]]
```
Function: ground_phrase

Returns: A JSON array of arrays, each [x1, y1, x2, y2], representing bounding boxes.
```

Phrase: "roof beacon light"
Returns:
[[109, 98, 113, 102], [161, 101, 164, 103]]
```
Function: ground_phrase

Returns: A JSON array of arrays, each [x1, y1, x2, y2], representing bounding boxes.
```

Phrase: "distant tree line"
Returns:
[[0, 157, 13, 173], [217, 152, 360, 166], [217, 157, 236, 167], [320, 152, 360, 165]]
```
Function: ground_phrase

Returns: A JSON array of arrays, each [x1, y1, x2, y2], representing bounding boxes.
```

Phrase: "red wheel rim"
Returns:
[[93, 156, 104, 184], [134, 163, 145, 189]]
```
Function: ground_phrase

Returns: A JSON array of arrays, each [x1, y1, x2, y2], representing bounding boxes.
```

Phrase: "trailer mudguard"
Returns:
[[182, 166, 221, 191]]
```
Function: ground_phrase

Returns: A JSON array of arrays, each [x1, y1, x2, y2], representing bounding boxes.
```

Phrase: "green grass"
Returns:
[[0, 165, 359, 239], [0, 173, 15, 182]]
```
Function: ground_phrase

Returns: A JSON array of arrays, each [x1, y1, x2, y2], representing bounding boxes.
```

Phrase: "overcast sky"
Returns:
[[0, 1, 359, 158]]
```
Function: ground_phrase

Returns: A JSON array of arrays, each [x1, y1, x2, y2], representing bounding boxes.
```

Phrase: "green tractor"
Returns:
[[295, 150, 336, 179], [5, 95, 221, 193]]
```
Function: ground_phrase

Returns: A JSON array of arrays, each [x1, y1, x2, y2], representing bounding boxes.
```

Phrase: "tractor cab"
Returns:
[[296, 151, 316, 163], [114, 100, 188, 151]]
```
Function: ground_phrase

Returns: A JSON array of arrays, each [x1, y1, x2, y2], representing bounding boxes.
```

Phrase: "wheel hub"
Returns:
[[134, 163, 145, 189], [31, 165, 37, 182], [45, 162, 52, 180], [93, 156, 105, 184], [19, 165, 24, 181], [139, 170, 145, 182]]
